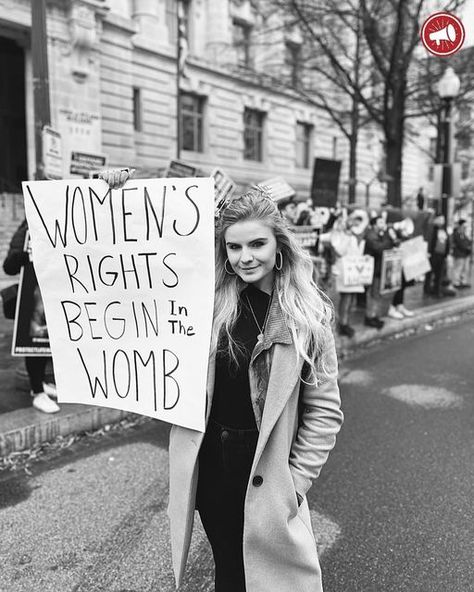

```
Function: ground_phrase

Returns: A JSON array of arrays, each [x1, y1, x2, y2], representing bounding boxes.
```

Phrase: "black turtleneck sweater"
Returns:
[[210, 284, 271, 429]]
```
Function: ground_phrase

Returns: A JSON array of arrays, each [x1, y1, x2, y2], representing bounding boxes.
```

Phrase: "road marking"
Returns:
[[382, 384, 463, 409], [339, 369, 373, 387], [180, 509, 341, 591], [311, 510, 341, 557]]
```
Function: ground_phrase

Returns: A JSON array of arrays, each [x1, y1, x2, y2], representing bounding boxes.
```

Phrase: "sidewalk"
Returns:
[[1, 279, 474, 456]]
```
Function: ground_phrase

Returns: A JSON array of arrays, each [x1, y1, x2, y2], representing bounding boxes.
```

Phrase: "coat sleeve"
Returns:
[[3, 221, 29, 276], [289, 329, 343, 497]]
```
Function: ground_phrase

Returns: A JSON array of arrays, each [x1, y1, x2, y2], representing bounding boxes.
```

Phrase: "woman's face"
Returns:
[[224, 219, 278, 294]]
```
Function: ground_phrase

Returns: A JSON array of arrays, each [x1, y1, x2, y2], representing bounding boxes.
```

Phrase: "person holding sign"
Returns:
[[329, 210, 368, 338], [3, 220, 59, 413], [102, 172, 343, 592], [363, 215, 398, 329]]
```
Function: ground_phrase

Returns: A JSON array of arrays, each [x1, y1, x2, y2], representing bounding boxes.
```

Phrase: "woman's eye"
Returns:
[[252, 241, 263, 248], [228, 245, 239, 250]]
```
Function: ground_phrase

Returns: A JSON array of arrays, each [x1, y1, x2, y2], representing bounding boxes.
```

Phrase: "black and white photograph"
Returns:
[[1, 1, 474, 591]]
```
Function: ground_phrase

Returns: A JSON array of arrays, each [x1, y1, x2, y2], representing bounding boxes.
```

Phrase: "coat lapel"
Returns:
[[252, 342, 303, 466], [205, 349, 217, 423]]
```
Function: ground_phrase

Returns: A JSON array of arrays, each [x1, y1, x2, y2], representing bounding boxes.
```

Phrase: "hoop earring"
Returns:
[[275, 251, 283, 271], [225, 259, 236, 275]]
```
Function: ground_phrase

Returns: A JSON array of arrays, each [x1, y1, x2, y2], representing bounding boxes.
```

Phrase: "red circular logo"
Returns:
[[421, 12, 465, 56]]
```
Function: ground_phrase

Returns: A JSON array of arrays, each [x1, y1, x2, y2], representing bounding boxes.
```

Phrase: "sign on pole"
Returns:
[[310, 158, 341, 208], [42, 126, 63, 180], [70, 151, 107, 176], [22, 177, 215, 432]]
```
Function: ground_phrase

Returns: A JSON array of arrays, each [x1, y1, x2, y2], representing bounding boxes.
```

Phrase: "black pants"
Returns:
[[25, 356, 48, 394], [196, 418, 259, 592]]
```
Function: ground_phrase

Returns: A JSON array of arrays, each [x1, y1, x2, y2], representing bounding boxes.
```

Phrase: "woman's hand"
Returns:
[[97, 168, 135, 189]]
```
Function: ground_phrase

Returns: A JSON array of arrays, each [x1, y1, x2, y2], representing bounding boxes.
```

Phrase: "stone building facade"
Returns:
[[0, 0, 431, 203]]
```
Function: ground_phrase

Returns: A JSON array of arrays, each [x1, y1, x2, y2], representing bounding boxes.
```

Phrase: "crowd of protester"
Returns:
[[279, 196, 473, 339]]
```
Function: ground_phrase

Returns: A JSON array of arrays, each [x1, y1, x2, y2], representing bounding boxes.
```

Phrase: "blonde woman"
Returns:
[[101, 172, 343, 591], [169, 188, 343, 592]]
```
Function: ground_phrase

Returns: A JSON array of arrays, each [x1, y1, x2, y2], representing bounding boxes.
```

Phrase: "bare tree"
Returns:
[[249, 0, 471, 207]]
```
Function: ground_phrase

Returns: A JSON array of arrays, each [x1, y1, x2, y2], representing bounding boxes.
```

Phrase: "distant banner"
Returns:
[[12, 231, 51, 357], [22, 177, 215, 432], [380, 249, 403, 294], [399, 236, 431, 282], [341, 255, 374, 287], [259, 177, 296, 202]]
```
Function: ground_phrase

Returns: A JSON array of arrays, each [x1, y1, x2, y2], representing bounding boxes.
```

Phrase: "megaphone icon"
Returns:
[[429, 24, 456, 46]]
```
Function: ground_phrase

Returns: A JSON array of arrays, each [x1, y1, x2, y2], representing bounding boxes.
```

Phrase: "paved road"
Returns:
[[1, 319, 474, 591]]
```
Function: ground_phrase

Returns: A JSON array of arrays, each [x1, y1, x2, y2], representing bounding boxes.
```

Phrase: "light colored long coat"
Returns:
[[167, 293, 344, 591]]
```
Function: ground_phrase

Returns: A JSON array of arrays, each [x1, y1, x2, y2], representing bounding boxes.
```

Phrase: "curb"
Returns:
[[1, 295, 474, 457], [336, 294, 474, 358], [0, 403, 132, 457]]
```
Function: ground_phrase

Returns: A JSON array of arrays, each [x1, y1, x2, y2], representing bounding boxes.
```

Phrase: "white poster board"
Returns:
[[341, 255, 374, 287], [399, 236, 431, 282], [22, 177, 215, 432], [380, 249, 403, 294]]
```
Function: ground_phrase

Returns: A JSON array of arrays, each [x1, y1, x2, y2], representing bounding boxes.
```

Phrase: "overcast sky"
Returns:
[[461, 0, 474, 46]]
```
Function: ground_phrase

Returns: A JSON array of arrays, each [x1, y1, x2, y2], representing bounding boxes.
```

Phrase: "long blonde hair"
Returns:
[[212, 188, 334, 385]]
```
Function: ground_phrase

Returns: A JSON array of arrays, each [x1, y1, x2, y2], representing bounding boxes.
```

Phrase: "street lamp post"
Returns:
[[436, 67, 461, 226]]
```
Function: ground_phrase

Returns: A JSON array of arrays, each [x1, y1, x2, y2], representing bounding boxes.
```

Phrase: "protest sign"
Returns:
[[166, 160, 197, 178], [211, 168, 235, 214], [259, 177, 296, 202], [380, 249, 403, 294], [22, 177, 215, 432], [70, 151, 107, 176], [341, 255, 374, 287], [12, 231, 51, 356], [399, 236, 431, 282], [310, 158, 341, 208], [292, 226, 319, 248]]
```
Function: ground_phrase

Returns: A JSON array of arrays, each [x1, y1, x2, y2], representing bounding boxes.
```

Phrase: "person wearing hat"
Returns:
[[452, 219, 472, 289], [277, 197, 298, 225]]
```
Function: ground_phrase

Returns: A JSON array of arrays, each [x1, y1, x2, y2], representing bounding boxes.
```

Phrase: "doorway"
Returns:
[[0, 36, 27, 192]]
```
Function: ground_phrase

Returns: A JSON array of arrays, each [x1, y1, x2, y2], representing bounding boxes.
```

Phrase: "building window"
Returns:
[[180, 92, 204, 152], [285, 41, 301, 87], [244, 108, 264, 161], [233, 20, 252, 67], [457, 131, 471, 151], [459, 106, 471, 123], [296, 122, 312, 168], [166, 0, 191, 45], [461, 160, 470, 180], [133, 88, 142, 132]]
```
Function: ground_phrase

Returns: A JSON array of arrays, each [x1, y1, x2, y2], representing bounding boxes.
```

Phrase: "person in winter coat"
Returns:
[[100, 169, 343, 592], [3, 220, 59, 413], [425, 214, 452, 297], [451, 219, 472, 288], [363, 216, 397, 329], [329, 211, 367, 338], [174, 188, 343, 592]]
